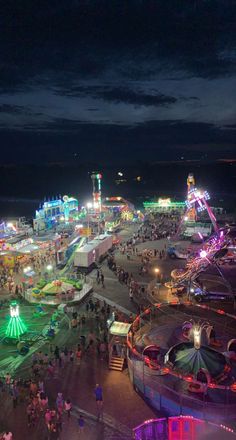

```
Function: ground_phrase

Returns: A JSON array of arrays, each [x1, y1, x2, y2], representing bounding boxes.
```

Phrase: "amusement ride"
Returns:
[[175, 173, 218, 239]]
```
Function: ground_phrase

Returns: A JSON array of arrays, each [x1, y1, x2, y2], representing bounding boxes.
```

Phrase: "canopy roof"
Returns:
[[166, 342, 227, 378], [42, 280, 74, 294], [109, 321, 131, 337]]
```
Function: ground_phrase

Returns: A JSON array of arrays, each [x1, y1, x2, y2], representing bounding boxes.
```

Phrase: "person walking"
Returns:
[[100, 273, 105, 288], [96, 269, 100, 284], [78, 414, 85, 435], [65, 398, 72, 419], [99, 342, 106, 361], [54, 346, 60, 365], [12, 383, 18, 408], [38, 379, 44, 393], [45, 408, 52, 426], [5, 373, 11, 393], [69, 350, 74, 363], [56, 392, 64, 415], [94, 384, 103, 419], [55, 411, 62, 435], [76, 346, 82, 366]]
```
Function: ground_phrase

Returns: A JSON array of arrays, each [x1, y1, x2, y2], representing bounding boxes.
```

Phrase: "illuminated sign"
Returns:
[[143, 200, 185, 208], [158, 198, 171, 207], [43, 199, 63, 209]]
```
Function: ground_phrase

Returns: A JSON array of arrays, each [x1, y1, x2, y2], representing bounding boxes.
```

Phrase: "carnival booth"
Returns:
[[108, 320, 131, 371]]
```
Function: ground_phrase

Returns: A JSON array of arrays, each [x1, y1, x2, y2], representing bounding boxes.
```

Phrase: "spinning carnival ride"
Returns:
[[176, 174, 218, 239], [167, 227, 233, 290], [127, 303, 236, 423], [185, 176, 218, 233]]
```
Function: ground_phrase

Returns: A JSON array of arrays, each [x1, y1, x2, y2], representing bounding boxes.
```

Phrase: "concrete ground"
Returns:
[[0, 308, 156, 440]]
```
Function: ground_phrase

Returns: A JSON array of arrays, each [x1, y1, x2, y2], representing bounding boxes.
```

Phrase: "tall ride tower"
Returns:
[[91, 172, 102, 212], [187, 173, 197, 221]]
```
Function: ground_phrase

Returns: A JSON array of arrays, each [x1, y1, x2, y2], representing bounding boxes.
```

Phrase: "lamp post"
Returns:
[[46, 264, 53, 280], [154, 267, 161, 297], [86, 202, 93, 237], [23, 266, 32, 275]]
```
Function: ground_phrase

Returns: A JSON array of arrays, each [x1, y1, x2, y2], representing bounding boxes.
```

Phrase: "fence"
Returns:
[[128, 353, 236, 423]]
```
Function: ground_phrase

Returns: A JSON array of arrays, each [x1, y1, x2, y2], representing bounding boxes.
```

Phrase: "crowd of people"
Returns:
[[0, 244, 58, 294], [0, 296, 134, 439], [0, 368, 89, 439], [0, 215, 182, 439]]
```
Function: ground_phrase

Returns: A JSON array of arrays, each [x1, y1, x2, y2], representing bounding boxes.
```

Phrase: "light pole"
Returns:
[[46, 264, 53, 280], [86, 202, 93, 238], [154, 267, 161, 297]]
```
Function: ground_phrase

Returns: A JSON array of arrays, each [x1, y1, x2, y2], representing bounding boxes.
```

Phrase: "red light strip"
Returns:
[[127, 300, 236, 391]]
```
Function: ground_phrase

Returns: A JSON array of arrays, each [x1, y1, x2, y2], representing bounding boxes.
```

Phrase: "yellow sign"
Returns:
[[79, 227, 91, 237]]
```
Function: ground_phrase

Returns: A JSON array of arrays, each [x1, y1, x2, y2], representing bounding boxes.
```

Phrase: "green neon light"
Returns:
[[5, 303, 27, 339], [143, 201, 185, 207], [5, 317, 27, 339]]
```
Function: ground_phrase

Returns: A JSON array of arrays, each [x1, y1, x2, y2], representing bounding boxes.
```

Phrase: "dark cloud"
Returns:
[[0, 0, 235, 170], [0, 119, 235, 166], [0, 104, 24, 114], [0, 0, 236, 91], [55, 85, 178, 106]]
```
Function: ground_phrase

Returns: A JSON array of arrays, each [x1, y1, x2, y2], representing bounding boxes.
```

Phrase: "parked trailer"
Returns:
[[92, 234, 113, 258], [74, 235, 113, 268], [74, 244, 97, 268]]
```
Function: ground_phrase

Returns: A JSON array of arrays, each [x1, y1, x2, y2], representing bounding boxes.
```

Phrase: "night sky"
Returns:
[[0, 1, 236, 206]]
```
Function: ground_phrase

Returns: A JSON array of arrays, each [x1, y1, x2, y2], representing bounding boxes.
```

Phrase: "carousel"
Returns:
[[31, 278, 82, 302]]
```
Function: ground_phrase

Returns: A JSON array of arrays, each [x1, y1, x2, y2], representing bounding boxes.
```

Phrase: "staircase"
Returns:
[[109, 356, 125, 371]]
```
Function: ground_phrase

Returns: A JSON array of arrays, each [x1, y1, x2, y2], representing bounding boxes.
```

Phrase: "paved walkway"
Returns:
[[0, 320, 156, 439]]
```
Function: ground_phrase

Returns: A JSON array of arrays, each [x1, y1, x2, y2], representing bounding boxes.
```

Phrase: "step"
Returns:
[[110, 358, 124, 364], [109, 361, 124, 367], [109, 356, 125, 371], [109, 358, 124, 365]]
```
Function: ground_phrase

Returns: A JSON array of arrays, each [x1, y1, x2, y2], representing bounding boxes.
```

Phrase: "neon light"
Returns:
[[10, 303, 19, 317], [143, 201, 185, 208], [5, 302, 27, 339]]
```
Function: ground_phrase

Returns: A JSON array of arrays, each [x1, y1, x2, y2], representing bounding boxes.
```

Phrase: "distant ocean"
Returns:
[[0, 199, 39, 220], [0, 161, 235, 219]]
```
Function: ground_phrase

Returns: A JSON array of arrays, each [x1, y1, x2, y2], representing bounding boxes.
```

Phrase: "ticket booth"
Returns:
[[168, 416, 205, 440], [108, 321, 131, 371]]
